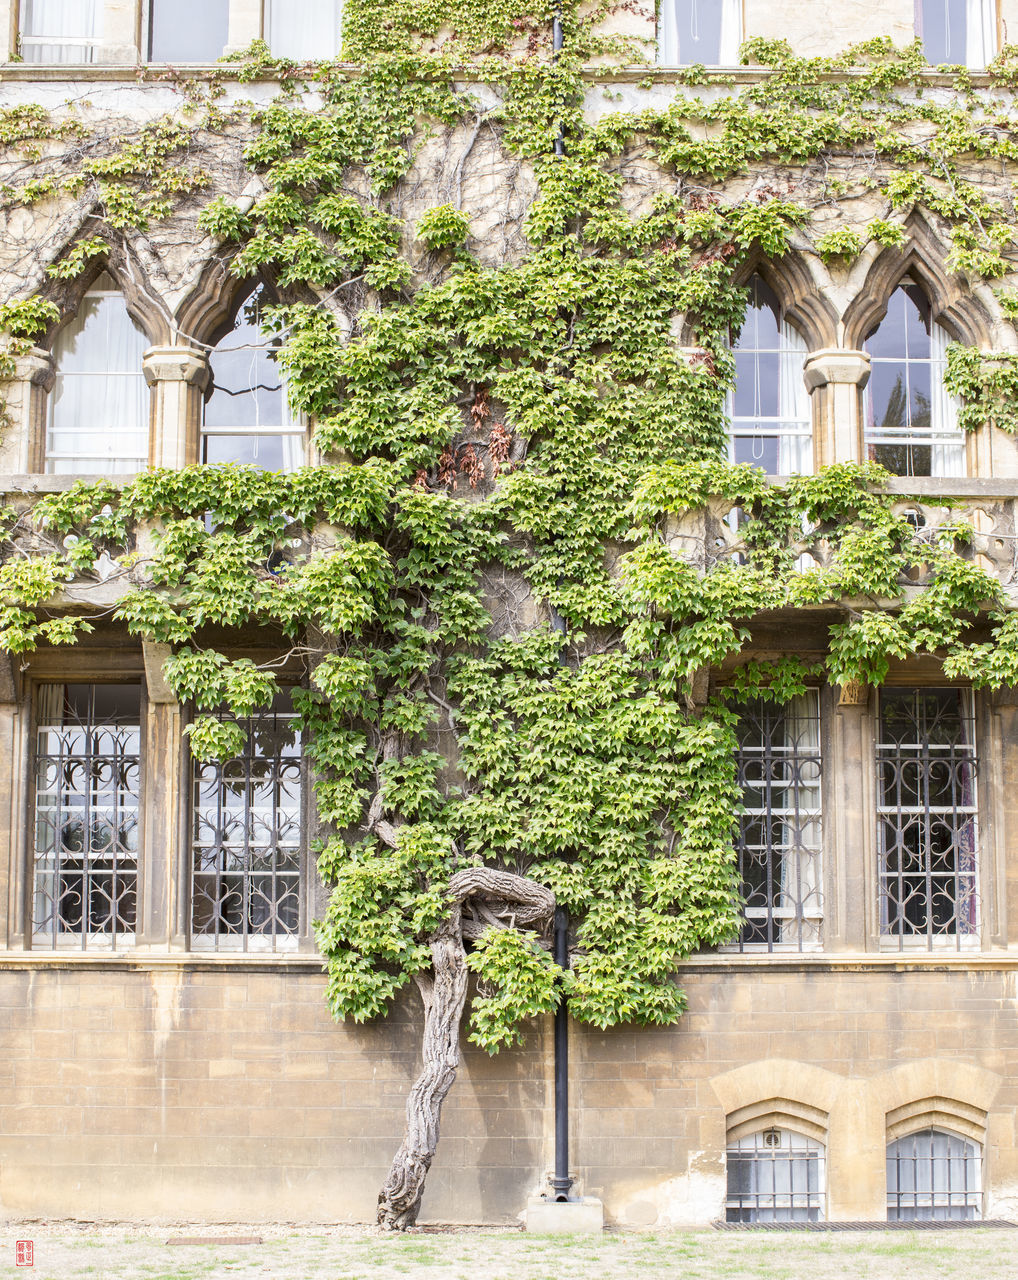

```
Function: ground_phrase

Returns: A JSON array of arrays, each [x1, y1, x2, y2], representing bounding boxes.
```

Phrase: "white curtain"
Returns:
[[719, 0, 742, 66], [929, 320, 966, 477], [47, 277, 149, 474], [966, 0, 997, 67], [21, 0, 100, 63], [265, 0, 342, 60], [778, 321, 811, 474], [782, 692, 822, 945]]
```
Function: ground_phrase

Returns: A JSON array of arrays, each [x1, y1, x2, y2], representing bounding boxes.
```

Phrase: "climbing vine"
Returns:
[[2, 9, 1018, 1225]]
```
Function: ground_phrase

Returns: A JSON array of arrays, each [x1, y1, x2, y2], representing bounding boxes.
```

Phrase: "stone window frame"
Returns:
[[885, 1097, 988, 1222], [724, 1099, 829, 1223]]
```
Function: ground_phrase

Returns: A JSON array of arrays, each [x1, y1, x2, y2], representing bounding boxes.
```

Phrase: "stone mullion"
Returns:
[[804, 348, 871, 468], [0, 347, 54, 473], [137, 642, 185, 947], [143, 345, 209, 469]]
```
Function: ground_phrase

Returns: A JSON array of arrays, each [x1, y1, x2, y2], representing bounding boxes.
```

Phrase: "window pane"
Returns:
[[877, 689, 979, 947], [726, 1130, 826, 1223], [21, 0, 100, 63], [46, 283, 149, 475], [658, 0, 740, 65], [33, 683, 140, 950], [888, 1129, 981, 1220], [265, 0, 343, 60], [149, 0, 229, 61], [918, 0, 967, 64], [191, 697, 303, 952]]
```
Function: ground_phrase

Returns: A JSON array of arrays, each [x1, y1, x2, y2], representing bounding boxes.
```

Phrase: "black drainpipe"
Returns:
[[551, 905, 574, 1200], [553, 3, 566, 158]]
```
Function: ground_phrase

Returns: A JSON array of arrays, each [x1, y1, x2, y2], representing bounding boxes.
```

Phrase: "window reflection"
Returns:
[[915, 0, 996, 68], [657, 0, 741, 65], [148, 0, 229, 62], [202, 286, 305, 472], [728, 275, 811, 474], [863, 280, 964, 477]]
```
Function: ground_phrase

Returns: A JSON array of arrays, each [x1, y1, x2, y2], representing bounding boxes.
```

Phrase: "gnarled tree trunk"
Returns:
[[376, 867, 555, 1230]]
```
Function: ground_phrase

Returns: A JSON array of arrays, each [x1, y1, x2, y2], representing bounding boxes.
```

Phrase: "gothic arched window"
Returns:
[[863, 280, 965, 478], [46, 273, 150, 474], [887, 1128, 982, 1220], [201, 286, 305, 472], [729, 275, 811, 475], [726, 1128, 826, 1223]]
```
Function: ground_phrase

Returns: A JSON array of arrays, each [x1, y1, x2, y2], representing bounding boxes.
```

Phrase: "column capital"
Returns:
[[804, 348, 871, 391], [143, 345, 210, 389], [1, 345, 54, 390]]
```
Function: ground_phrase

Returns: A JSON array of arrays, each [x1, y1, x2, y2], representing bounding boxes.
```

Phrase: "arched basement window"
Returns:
[[265, 0, 343, 60], [658, 0, 741, 66], [915, 0, 997, 69], [887, 1128, 982, 1220], [726, 1128, 826, 1223], [201, 286, 305, 472], [863, 279, 966, 478], [20, 0, 100, 63], [46, 273, 150, 474], [729, 275, 812, 475]]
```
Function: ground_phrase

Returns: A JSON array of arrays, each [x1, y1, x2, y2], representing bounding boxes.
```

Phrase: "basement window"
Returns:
[[726, 1129, 826, 1223], [887, 1129, 982, 1220], [915, 0, 997, 68], [657, 0, 741, 66]]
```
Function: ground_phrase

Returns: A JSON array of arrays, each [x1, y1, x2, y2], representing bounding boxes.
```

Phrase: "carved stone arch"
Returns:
[[675, 246, 838, 350], [842, 213, 996, 350], [711, 1060, 844, 1124], [175, 254, 267, 351], [885, 1097, 988, 1147], [726, 1097, 829, 1146]]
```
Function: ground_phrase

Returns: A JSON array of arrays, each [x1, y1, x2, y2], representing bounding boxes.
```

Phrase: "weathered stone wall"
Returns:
[[1, 960, 1017, 1226]]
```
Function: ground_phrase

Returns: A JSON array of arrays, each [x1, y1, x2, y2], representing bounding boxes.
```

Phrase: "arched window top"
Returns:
[[729, 275, 811, 475], [202, 285, 304, 473], [726, 1127, 826, 1224], [658, 0, 741, 66], [887, 1127, 982, 1222], [863, 277, 965, 478], [916, 0, 997, 69], [46, 273, 149, 475], [265, 0, 343, 60]]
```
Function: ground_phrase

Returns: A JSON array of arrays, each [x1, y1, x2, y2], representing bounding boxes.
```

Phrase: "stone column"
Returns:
[[225, 0, 263, 53], [138, 641, 183, 947], [143, 345, 209, 469], [827, 681, 873, 952], [803, 348, 871, 468], [0, 654, 23, 947], [0, 347, 54, 473], [96, 0, 142, 63]]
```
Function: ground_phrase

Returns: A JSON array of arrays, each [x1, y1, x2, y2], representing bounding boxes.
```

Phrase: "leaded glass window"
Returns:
[[726, 1129, 826, 1223], [877, 688, 979, 947], [728, 692, 823, 951], [201, 286, 305, 472], [863, 281, 965, 478], [191, 699, 303, 950], [148, 0, 229, 62], [657, 0, 741, 66], [887, 1129, 982, 1220], [32, 683, 140, 950], [729, 276, 812, 475], [46, 273, 150, 475], [20, 0, 100, 63], [915, 0, 996, 68]]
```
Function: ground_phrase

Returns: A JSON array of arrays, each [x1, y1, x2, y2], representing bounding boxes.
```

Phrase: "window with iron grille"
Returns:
[[32, 683, 141, 950], [887, 1128, 982, 1221], [877, 688, 978, 948], [728, 692, 823, 951], [726, 1129, 826, 1223], [190, 701, 303, 951]]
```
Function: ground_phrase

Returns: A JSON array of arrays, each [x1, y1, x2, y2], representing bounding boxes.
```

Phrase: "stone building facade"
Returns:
[[0, 0, 1017, 1231]]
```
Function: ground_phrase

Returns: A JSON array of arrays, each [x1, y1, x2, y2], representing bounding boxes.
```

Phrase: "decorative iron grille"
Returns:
[[32, 683, 140, 949], [726, 1129, 826, 1223], [887, 1129, 982, 1221], [191, 705, 302, 950], [877, 688, 978, 948], [728, 692, 823, 951]]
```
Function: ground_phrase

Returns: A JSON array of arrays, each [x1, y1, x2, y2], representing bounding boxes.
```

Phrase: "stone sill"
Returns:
[[0, 63, 996, 89], [0, 950, 327, 972]]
